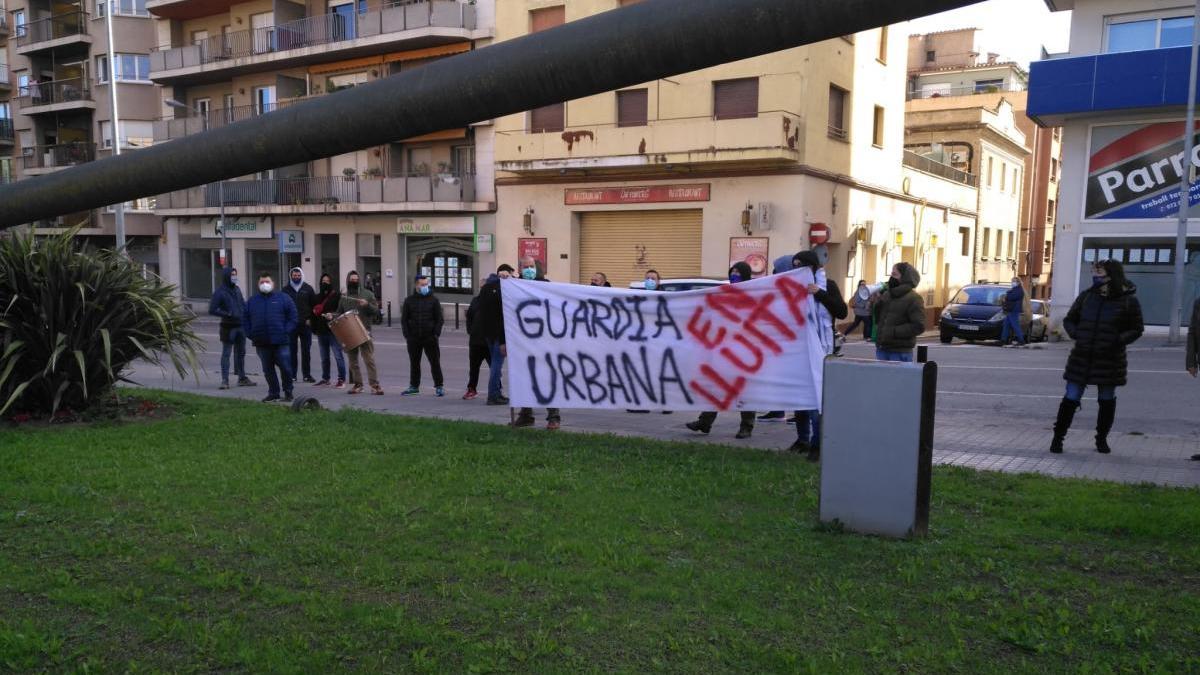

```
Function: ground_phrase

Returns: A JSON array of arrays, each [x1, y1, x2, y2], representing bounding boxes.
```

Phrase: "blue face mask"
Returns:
[[1092, 275, 1106, 287], [522, 267, 537, 280], [644, 278, 658, 291], [729, 273, 742, 284], [418, 285, 430, 296], [230, 276, 238, 286]]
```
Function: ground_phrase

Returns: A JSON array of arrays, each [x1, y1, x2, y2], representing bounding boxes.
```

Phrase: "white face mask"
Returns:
[[259, 282, 273, 294], [858, 286, 869, 299]]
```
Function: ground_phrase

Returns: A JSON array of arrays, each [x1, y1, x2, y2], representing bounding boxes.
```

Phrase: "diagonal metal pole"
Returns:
[[1169, 1, 1200, 344], [0, 0, 987, 227], [104, 0, 125, 253]]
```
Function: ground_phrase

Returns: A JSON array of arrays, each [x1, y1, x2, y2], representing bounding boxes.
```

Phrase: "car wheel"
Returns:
[[940, 331, 953, 344]]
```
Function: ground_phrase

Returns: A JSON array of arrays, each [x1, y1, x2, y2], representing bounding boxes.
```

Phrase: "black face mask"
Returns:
[[348, 282, 360, 293], [320, 282, 332, 293], [887, 277, 901, 289]]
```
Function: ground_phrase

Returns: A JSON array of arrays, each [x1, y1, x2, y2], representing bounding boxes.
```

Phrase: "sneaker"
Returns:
[[512, 416, 535, 428], [237, 378, 256, 387], [261, 394, 280, 403], [435, 386, 445, 397], [463, 389, 478, 400], [788, 440, 810, 454], [627, 409, 650, 413], [334, 379, 345, 389], [314, 379, 330, 387], [401, 386, 420, 396], [282, 393, 294, 403], [219, 382, 230, 390], [547, 420, 561, 431], [757, 411, 786, 421], [685, 420, 711, 434], [487, 396, 510, 406], [349, 385, 364, 395], [371, 385, 385, 396], [302, 376, 316, 383]]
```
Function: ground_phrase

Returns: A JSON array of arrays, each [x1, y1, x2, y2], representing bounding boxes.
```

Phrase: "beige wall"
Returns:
[[907, 29, 981, 71]]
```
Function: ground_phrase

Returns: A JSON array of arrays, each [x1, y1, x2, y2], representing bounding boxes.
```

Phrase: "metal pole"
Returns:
[[219, 180, 227, 269], [1170, 1, 1200, 344], [104, 0, 125, 253]]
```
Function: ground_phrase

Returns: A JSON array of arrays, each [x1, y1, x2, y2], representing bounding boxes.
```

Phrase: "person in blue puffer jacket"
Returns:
[[208, 267, 256, 390], [243, 271, 299, 403], [1000, 276, 1027, 347]]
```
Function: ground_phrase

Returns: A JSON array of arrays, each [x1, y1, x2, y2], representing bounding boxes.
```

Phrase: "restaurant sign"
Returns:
[[564, 184, 711, 206]]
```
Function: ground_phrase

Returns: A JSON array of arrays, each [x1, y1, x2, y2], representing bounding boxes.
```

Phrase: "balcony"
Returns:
[[902, 150, 978, 187], [0, 69, 10, 93], [495, 111, 803, 174], [906, 83, 1027, 101], [150, 0, 481, 85], [0, 14, 9, 39], [21, 142, 96, 175], [15, 12, 90, 56], [0, 119, 13, 145], [153, 99, 307, 142], [155, 173, 486, 215], [1028, 46, 1200, 126], [15, 77, 95, 114]]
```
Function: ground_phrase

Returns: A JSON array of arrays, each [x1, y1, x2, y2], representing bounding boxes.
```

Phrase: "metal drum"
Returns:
[[329, 310, 371, 351]]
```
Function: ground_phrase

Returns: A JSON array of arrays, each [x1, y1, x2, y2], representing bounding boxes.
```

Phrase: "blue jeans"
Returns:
[[1065, 381, 1116, 402], [795, 409, 821, 448], [1000, 312, 1025, 344], [289, 324, 313, 380], [256, 344, 294, 397], [876, 348, 914, 362], [488, 339, 505, 400], [220, 326, 247, 383], [317, 332, 346, 381]]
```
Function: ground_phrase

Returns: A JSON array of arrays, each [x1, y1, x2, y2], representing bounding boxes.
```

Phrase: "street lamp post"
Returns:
[[104, 0, 124, 253], [1169, 1, 1200, 343]]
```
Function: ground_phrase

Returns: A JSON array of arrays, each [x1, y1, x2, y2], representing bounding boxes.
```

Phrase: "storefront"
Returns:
[[399, 215, 482, 297], [175, 216, 275, 300]]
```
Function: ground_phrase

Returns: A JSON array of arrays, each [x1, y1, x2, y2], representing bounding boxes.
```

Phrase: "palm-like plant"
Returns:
[[0, 228, 201, 416]]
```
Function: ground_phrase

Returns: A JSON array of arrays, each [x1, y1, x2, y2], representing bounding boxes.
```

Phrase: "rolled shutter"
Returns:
[[579, 209, 703, 288], [713, 78, 758, 120]]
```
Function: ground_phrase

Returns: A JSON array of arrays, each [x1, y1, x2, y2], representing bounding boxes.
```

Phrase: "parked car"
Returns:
[[1029, 299, 1050, 342], [939, 283, 1034, 344], [628, 278, 728, 292]]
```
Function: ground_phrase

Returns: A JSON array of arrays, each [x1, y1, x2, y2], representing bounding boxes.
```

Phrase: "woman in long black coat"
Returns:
[[1051, 259, 1144, 454]]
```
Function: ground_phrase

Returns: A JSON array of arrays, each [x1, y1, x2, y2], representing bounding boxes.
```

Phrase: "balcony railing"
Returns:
[[903, 150, 978, 187], [0, 119, 14, 142], [0, 70, 10, 87], [157, 173, 477, 210], [0, 14, 9, 37], [15, 11, 88, 49], [21, 142, 96, 170], [906, 83, 1027, 101], [15, 77, 93, 109], [151, 0, 475, 73], [156, 99, 308, 140]]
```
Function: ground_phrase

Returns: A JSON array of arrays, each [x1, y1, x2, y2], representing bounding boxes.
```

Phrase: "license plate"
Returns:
[[960, 325, 980, 331]]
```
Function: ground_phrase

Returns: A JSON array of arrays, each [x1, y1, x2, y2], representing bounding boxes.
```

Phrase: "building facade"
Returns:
[[146, 0, 497, 308], [1030, 0, 1200, 326], [490, 0, 979, 320]]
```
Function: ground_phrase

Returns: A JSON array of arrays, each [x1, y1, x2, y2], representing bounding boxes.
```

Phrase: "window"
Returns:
[[100, 120, 154, 149], [1106, 13, 1194, 52], [13, 10, 25, 38], [872, 106, 884, 147], [1000, 162, 1007, 192], [1043, 240, 1053, 264], [1012, 167, 1019, 195], [982, 228, 991, 258], [1047, 199, 1056, 224], [987, 156, 994, 187], [327, 71, 368, 93], [530, 103, 565, 133], [1050, 157, 1059, 182], [959, 226, 971, 256], [974, 78, 1004, 93], [925, 50, 936, 63], [877, 26, 888, 63], [97, 0, 149, 17], [107, 197, 156, 212], [713, 78, 758, 120], [617, 88, 648, 128], [530, 5, 565, 32], [1008, 232, 1015, 258], [252, 86, 275, 115], [97, 54, 151, 83], [828, 85, 848, 140]]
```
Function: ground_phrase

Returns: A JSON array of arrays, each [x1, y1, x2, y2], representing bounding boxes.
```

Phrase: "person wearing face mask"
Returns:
[[282, 267, 317, 384], [463, 277, 494, 400], [686, 262, 758, 439], [326, 270, 383, 395], [400, 275, 446, 397], [512, 255, 562, 430], [1000, 277, 1028, 347], [590, 272, 612, 287], [1188, 295, 1199, 380], [476, 264, 515, 405], [873, 262, 925, 362], [844, 280, 874, 341], [243, 272, 299, 403], [310, 273, 346, 388], [643, 269, 661, 292], [208, 267, 256, 390], [1050, 260, 1144, 455]]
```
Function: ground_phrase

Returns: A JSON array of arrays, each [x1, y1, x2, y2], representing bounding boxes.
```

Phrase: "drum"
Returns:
[[329, 310, 371, 351]]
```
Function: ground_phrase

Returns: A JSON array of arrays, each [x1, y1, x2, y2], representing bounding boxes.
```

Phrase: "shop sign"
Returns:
[[518, 238, 548, 273], [397, 216, 475, 234], [278, 230, 304, 254], [564, 183, 711, 205], [728, 237, 770, 278], [198, 217, 273, 239], [1087, 121, 1200, 220]]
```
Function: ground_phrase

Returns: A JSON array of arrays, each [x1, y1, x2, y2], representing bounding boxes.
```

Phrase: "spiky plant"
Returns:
[[0, 228, 201, 416]]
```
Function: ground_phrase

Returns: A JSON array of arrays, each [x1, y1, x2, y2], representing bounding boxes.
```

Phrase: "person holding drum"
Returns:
[[325, 270, 384, 395]]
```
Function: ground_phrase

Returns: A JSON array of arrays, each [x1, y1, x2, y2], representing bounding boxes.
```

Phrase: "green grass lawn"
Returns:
[[1, 391, 1198, 673]]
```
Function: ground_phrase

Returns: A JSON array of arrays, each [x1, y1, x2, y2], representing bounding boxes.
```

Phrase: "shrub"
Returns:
[[0, 228, 200, 416]]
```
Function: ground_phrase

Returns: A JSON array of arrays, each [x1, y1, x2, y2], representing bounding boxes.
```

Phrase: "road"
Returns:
[[126, 319, 1200, 487]]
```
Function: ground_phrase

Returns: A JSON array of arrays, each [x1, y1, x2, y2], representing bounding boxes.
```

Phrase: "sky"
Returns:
[[904, 0, 1073, 68]]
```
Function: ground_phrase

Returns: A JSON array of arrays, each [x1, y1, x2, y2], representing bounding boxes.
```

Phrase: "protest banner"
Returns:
[[501, 268, 827, 412]]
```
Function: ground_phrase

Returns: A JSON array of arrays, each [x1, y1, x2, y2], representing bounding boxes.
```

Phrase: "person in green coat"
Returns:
[[326, 270, 383, 395], [873, 262, 925, 362]]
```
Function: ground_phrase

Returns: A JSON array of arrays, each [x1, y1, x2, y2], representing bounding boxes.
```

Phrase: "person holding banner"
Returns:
[[873, 263, 926, 362], [463, 278, 493, 400], [788, 251, 847, 461], [476, 264, 515, 405], [513, 255, 562, 430], [686, 261, 758, 439]]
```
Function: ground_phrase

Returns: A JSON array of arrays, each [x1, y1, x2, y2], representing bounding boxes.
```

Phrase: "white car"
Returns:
[[627, 277, 728, 292]]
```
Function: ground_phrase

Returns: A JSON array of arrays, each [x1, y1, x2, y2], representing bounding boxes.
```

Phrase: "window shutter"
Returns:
[[530, 102, 565, 133], [713, 78, 758, 120], [530, 5, 564, 32], [617, 89, 648, 128]]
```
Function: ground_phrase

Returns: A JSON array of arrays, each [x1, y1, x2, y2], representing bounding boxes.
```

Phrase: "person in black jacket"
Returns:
[[687, 262, 758, 439], [1050, 259, 1144, 455], [400, 275, 446, 396], [310, 273, 346, 388], [464, 277, 493, 399], [207, 267, 256, 390], [1188, 296, 1200, 379], [283, 267, 317, 384], [477, 264, 514, 405], [787, 250, 847, 461], [512, 256, 562, 430]]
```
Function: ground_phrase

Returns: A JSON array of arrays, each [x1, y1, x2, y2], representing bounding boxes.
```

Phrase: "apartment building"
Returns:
[[906, 28, 1062, 298], [147, 0, 496, 306], [491, 1, 980, 316], [5, 0, 160, 265], [1, 5, 12, 182], [1029, 0, 1200, 326]]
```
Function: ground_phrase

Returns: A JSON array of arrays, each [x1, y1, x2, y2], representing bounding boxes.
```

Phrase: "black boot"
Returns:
[[1095, 399, 1116, 454], [1050, 398, 1078, 454], [686, 412, 714, 434]]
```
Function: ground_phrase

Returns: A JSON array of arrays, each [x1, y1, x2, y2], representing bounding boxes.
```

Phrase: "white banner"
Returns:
[[501, 269, 826, 412]]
